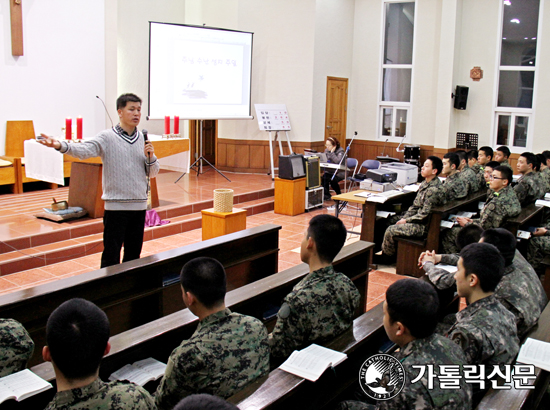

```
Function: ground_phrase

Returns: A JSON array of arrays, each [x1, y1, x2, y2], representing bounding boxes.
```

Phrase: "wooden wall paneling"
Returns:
[[250, 144, 265, 169], [218, 141, 227, 166], [226, 143, 236, 168], [235, 144, 249, 169]]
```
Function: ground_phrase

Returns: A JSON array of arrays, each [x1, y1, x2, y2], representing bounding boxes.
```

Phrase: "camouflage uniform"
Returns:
[[269, 265, 360, 359], [513, 249, 548, 310], [422, 256, 458, 290], [499, 159, 511, 168], [458, 165, 481, 194], [541, 167, 550, 193], [441, 185, 521, 254], [444, 295, 519, 366], [0, 319, 34, 377], [442, 172, 467, 202], [527, 220, 550, 274], [471, 163, 486, 190], [381, 177, 445, 256], [535, 171, 550, 197], [337, 334, 472, 410], [514, 172, 545, 206], [45, 378, 155, 409], [495, 264, 541, 338], [155, 308, 269, 409]]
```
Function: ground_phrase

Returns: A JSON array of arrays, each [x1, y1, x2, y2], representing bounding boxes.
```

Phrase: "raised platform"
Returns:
[[0, 169, 275, 277]]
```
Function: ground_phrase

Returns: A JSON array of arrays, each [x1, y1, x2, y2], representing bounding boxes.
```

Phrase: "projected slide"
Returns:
[[149, 22, 253, 119]]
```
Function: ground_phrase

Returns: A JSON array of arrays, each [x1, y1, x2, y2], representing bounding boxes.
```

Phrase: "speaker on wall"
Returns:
[[454, 86, 469, 110], [278, 154, 306, 180]]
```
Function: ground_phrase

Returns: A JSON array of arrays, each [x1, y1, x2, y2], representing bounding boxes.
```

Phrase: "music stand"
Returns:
[[175, 119, 230, 183]]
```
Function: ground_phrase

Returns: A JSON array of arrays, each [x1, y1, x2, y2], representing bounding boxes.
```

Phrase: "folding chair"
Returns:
[[347, 159, 381, 191]]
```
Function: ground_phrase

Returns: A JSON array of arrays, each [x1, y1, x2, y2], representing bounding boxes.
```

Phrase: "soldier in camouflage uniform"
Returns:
[[540, 151, 550, 194], [441, 165, 521, 254], [270, 214, 360, 359], [494, 146, 511, 168], [441, 153, 467, 202], [456, 150, 481, 193], [481, 229, 541, 337], [156, 257, 269, 409], [0, 319, 34, 377], [441, 243, 519, 367], [514, 152, 545, 206], [468, 149, 486, 190], [378, 157, 446, 260], [527, 220, 550, 275], [43, 298, 156, 410], [337, 280, 472, 410]]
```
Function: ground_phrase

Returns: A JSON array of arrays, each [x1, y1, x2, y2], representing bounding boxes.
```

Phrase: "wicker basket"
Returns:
[[213, 189, 234, 213]]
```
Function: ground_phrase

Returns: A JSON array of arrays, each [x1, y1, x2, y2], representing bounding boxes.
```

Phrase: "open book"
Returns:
[[516, 338, 550, 372], [109, 358, 167, 386], [279, 344, 347, 382], [0, 369, 52, 404]]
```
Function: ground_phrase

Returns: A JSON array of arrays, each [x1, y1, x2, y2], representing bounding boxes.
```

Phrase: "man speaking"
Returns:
[[39, 93, 159, 268]]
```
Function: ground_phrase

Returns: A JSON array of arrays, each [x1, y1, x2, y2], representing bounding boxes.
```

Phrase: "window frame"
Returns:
[[377, 0, 417, 142], [492, 0, 543, 154]]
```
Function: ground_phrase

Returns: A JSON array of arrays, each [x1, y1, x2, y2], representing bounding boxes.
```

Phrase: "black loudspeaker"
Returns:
[[305, 156, 321, 189], [454, 86, 469, 110], [278, 154, 306, 180]]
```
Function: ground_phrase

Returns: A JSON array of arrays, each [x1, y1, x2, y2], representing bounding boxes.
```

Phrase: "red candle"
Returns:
[[65, 118, 72, 140], [164, 116, 170, 135], [174, 116, 179, 134], [76, 117, 83, 139]]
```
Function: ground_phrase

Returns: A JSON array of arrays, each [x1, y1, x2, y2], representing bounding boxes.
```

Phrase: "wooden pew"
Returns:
[[504, 203, 545, 238], [395, 190, 486, 277], [27, 240, 374, 409], [228, 302, 386, 410], [475, 303, 550, 410], [0, 224, 281, 366]]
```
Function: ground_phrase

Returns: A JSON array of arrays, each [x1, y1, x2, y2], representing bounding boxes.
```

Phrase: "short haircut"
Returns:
[[307, 214, 346, 263], [456, 224, 483, 251], [479, 146, 493, 159], [542, 150, 550, 162], [467, 149, 478, 160], [496, 146, 511, 159], [443, 152, 460, 169], [386, 279, 439, 339], [481, 228, 516, 267], [46, 298, 110, 380], [485, 161, 500, 170], [455, 150, 467, 164], [535, 154, 545, 171], [494, 165, 513, 185], [180, 257, 226, 308], [427, 155, 443, 175], [173, 394, 238, 410], [520, 152, 536, 168], [460, 243, 504, 292], [116, 93, 142, 110]]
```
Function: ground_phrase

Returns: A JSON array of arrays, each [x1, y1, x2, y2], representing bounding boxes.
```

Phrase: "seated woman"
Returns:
[[321, 137, 345, 200]]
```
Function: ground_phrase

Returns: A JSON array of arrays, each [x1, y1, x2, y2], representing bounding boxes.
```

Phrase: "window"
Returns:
[[378, 1, 415, 140], [494, 0, 540, 152]]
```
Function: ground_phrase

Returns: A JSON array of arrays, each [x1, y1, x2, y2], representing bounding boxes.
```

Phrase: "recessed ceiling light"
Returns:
[[503, 37, 507, 40], [511, 18, 520, 24], [504, 0, 512, 5], [532, 37, 537, 40], [529, 61, 533, 64], [524, 37, 529, 40]]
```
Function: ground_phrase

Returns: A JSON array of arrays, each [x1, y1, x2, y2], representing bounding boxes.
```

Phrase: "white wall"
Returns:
[[0, 1, 105, 154]]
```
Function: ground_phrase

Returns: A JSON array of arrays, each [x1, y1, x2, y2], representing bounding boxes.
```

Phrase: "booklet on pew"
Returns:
[[279, 344, 347, 382], [402, 184, 420, 193], [516, 338, 550, 372], [0, 369, 53, 404], [109, 358, 167, 386]]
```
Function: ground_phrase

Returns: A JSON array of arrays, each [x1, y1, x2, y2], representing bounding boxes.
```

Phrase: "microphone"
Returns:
[[142, 129, 149, 142], [96, 96, 114, 128], [381, 138, 389, 157], [396, 135, 406, 153]]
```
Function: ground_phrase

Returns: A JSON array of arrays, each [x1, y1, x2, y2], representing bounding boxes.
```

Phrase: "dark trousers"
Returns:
[[101, 210, 146, 268], [322, 173, 342, 198]]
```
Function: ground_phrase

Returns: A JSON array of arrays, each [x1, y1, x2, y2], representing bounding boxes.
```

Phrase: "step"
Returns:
[[0, 188, 274, 255], [0, 196, 274, 276]]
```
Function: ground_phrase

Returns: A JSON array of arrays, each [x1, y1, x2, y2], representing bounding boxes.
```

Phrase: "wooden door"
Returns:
[[189, 120, 217, 165], [324, 77, 348, 148]]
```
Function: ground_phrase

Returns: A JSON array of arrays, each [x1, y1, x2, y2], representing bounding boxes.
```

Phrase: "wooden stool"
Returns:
[[274, 177, 306, 216], [201, 208, 247, 240]]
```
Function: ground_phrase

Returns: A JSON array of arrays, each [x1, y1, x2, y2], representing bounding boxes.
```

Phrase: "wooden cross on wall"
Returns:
[[10, 0, 23, 56]]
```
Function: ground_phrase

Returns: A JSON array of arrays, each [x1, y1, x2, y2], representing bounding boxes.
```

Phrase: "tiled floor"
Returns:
[[0, 169, 406, 307]]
